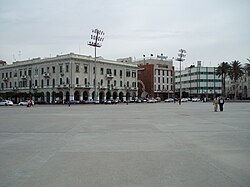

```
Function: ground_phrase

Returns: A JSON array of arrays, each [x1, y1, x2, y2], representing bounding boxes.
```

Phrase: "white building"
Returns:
[[175, 62, 222, 98], [0, 53, 138, 103]]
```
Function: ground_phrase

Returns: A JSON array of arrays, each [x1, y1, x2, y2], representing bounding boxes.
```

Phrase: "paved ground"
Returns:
[[0, 102, 250, 187]]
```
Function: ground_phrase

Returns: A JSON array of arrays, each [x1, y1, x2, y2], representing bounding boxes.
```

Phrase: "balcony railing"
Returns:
[[43, 72, 50, 78], [21, 75, 27, 79], [106, 74, 114, 79]]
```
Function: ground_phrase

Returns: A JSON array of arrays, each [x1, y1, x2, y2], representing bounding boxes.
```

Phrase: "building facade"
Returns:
[[226, 73, 250, 99], [175, 64, 222, 98], [0, 53, 138, 103], [135, 58, 174, 100]]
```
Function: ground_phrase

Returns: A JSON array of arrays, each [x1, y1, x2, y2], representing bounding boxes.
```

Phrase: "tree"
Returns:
[[244, 58, 250, 76], [228, 60, 244, 99], [216, 62, 230, 97]]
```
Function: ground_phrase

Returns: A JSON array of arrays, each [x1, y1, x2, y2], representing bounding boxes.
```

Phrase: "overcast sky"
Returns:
[[0, 0, 249, 68]]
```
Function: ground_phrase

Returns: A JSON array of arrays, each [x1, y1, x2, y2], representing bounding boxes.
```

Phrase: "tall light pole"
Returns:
[[88, 29, 104, 102], [176, 49, 186, 104]]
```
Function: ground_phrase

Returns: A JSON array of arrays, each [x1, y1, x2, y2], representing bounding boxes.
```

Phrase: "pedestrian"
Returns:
[[213, 97, 218, 112], [219, 96, 225, 112]]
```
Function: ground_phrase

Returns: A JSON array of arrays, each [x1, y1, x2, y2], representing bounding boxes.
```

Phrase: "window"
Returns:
[[167, 85, 169, 90], [93, 67, 95, 74], [1, 83, 4, 89], [101, 79, 103, 86], [114, 69, 117, 76], [28, 69, 32, 76], [52, 66, 55, 73], [84, 78, 87, 85], [34, 69, 38, 75], [84, 65, 88, 73], [76, 77, 79, 84], [162, 77, 164, 83], [107, 80, 110, 87], [114, 80, 117, 86], [5, 72, 8, 78], [132, 71, 136, 78], [53, 79, 55, 87], [14, 82, 17, 87], [19, 70, 22, 77], [1, 73, 4, 78], [66, 64, 69, 73], [162, 70, 165, 76], [167, 71, 169, 76], [14, 71, 17, 77], [126, 70, 131, 77], [47, 79, 49, 86], [120, 70, 123, 77], [127, 81, 129, 87], [106, 68, 112, 75], [35, 80, 38, 86], [100, 68, 104, 75], [60, 78, 63, 85], [163, 85, 165, 90], [66, 77, 69, 84], [59, 65, 63, 73], [41, 68, 44, 75], [47, 67, 50, 73], [41, 80, 44, 88], [75, 63, 79, 73], [167, 78, 169, 83], [158, 70, 160, 75], [158, 85, 160, 90], [9, 82, 12, 88], [120, 81, 123, 87]]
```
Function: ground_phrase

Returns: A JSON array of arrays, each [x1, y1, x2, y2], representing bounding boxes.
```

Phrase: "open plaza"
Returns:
[[0, 102, 250, 187]]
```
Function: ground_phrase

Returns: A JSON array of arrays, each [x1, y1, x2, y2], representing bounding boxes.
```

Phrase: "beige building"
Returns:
[[134, 57, 174, 100], [0, 53, 138, 103]]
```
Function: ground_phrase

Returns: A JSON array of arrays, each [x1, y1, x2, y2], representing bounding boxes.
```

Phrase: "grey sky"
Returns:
[[0, 0, 249, 68]]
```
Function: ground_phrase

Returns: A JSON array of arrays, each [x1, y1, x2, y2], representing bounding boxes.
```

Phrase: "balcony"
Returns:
[[74, 84, 84, 89], [3, 77, 9, 82], [106, 74, 114, 79], [129, 87, 138, 91], [99, 85, 107, 90], [43, 72, 50, 78], [57, 84, 70, 89], [83, 84, 91, 89], [21, 75, 27, 80]]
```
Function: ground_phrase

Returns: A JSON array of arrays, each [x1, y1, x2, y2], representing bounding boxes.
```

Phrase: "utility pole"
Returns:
[[88, 29, 104, 102], [176, 49, 187, 105]]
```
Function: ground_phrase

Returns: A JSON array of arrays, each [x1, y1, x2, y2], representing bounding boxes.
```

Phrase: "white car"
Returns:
[[18, 101, 29, 106], [0, 100, 14, 106], [164, 98, 174, 102], [192, 98, 200, 102], [181, 98, 188, 102]]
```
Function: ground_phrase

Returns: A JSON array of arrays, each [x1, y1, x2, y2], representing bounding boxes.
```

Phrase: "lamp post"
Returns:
[[176, 49, 186, 104], [88, 29, 104, 102]]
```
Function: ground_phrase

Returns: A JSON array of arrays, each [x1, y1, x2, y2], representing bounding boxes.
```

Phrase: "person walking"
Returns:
[[219, 96, 225, 111], [213, 97, 218, 112]]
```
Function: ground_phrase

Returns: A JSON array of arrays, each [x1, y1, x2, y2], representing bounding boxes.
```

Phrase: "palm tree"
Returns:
[[244, 58, 250, 76], [228, 60, 244, 99], [216, 62, 230, 97]]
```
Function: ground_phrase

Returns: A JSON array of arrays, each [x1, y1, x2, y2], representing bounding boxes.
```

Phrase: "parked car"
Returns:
[[181, 98, 188, 102], [18, 101, 29, 106], [192, 98, 200, 102], [164, 98, 174, 102], [0, 100, 14, 106]]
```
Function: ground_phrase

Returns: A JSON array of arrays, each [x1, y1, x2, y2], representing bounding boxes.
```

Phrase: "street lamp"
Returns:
[[88, 29, 104, 102], [176, 49, 186, 104]]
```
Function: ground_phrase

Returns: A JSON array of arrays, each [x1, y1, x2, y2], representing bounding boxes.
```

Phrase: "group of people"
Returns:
[[213, 96, 225, 112]]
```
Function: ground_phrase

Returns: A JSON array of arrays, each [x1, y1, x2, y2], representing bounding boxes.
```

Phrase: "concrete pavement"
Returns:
[[0, 102, 250, 187]]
